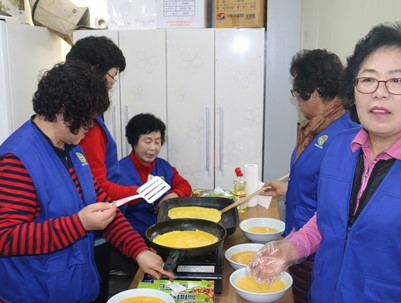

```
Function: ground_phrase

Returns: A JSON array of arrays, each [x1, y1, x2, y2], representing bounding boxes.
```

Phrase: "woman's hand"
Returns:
[[260, 180, 288, 198], [77, 202, 117, 231], [136, 250, 176, 280], [247, 239, 297, 283]]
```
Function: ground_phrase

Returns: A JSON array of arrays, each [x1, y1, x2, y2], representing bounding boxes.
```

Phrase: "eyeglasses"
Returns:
[[63, 119, 94, 131], [291, 89, 313, 101], [107, 72, 117, 84], [80, 119, 94, 131], [291, 87, 325, 101], [353, 77, 401, 95]]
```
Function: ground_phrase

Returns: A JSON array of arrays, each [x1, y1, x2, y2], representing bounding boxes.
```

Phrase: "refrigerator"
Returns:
[[0, 16, 64, 144]]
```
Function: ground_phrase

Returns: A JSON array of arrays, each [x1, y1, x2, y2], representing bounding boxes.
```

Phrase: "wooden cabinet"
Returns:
[[73, 28, 264, 190]]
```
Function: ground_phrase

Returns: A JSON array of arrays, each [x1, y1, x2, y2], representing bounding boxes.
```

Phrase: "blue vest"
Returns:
[[310, 128, 401, 302], [0, 121, 100, 303], [119, 156, 173, 237], [285, 112, 359, 236], [95, 115, 122, 184], [94, 116, 123, 238]]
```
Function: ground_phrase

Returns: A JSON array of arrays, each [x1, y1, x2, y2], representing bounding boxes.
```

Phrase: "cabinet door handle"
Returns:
[[124, 105, 129, 156], [218, 107, 223, 172], [205, 107, 210, 172]]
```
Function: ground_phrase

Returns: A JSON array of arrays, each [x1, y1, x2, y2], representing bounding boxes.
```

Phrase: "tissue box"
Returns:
[[138, 279, 214, 302], [156, 0, 208, 28], [213, 0, 266, 28]]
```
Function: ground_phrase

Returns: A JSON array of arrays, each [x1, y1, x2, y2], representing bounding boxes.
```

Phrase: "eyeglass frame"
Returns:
[[291, 87, 323, 101], [63, 117, 95, 132], [107, 72, 117, 84], [353, 77, 401, 95], [80, 119, 95, 131]]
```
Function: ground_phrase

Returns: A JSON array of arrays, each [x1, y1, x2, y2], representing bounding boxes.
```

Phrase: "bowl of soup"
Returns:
[[239, 217, 285, 243], [225, 243, 264, 270], [107, 288, 175, 303], [229, 267, 292, 303]]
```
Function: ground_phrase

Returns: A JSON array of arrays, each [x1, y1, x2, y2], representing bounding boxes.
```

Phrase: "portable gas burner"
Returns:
[[144, 243, 224, 293]]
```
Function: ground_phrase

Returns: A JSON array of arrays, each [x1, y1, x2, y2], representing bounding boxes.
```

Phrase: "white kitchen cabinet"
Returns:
[[73, 28, 264, 190], [165, 29, 215, 189], [166, 29, 264, 189], [214, 29, 264, 189], [119, 30, 167, 156]]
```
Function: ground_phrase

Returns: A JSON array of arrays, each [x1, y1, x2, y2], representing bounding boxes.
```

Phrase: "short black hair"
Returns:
[[125, 113, 166, 147], [290, 49, 344, 102], [66, 36, 126, 75], [340, 22, 401, 122], [33, 61, 110, 134]]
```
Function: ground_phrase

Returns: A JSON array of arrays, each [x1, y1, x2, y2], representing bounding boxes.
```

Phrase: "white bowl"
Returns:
[[239, 217, 285, 243], [229, 267, 293, 303], [225, 243, 264, 270], [107, 288, 175, 303]]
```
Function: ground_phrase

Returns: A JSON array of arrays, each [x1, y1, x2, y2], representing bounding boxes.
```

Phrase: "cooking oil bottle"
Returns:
[[233, 167, 247, 213]]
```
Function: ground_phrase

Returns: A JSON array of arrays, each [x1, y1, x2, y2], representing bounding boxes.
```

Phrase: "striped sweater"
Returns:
[[0, 153, 148, 258]]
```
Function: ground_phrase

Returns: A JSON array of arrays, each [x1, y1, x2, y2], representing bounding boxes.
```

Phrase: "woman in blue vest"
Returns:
[[119, 113, 192, 237], [261, 49, 359, 303], [248, 22, 401, 303], [66, 35, 142, 301], [0, 62, 174, 303]]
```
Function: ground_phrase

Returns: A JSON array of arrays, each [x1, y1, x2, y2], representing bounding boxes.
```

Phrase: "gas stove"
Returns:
[[144, 243, 224, 293]]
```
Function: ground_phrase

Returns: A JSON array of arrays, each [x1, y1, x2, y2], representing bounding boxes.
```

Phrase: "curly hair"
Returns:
[[125, 113, 166, 147], [340, 22, 401, 123], [290, 49, 344, 102], [33, 61, 110, 134], [66, 36, 126, 75]]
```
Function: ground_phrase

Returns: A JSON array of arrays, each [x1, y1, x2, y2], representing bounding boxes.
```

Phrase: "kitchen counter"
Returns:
[[129, 200, 294, 303]]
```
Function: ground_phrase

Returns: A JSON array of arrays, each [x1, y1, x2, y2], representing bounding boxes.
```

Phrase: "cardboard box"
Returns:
[[138, 279, 214, 303], [213, 0, 266, 28], [156, 0, 208, 28]]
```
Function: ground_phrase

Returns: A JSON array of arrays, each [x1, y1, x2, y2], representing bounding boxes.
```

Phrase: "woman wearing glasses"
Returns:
[[249, 22, 401, 303], [262, 49, 359, 303], [0, 62, 174, 303], [66, 36, 149, 302]]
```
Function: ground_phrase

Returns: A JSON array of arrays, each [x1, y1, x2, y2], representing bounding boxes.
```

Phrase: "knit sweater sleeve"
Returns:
[[287, 213, 322, 260], [0, 153, 148, 259], [80, 123, 139, 200], [0, 154, 86, 256], [101, 209, 149, 258], [170, 166, 192, 197]]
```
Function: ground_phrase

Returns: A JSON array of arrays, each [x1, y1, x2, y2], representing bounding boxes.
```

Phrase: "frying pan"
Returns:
[[145, 218, 227, 271], [157, 197, 239, 236]]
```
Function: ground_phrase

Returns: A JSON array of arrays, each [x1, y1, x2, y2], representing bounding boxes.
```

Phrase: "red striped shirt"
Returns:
[[0, 153, 148, 258]]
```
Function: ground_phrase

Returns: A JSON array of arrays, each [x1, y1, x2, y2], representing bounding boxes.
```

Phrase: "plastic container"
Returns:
[[233, 167, 247, 213]]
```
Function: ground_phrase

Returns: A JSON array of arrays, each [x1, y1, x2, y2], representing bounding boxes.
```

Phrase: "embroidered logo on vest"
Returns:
[[76, 152, 87, 164], [315, 135, 328, 149]]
